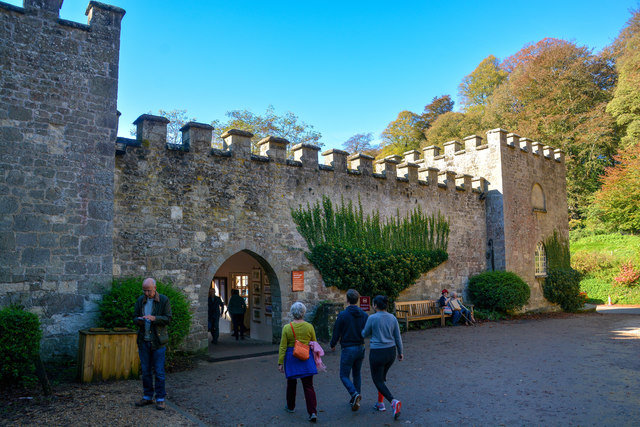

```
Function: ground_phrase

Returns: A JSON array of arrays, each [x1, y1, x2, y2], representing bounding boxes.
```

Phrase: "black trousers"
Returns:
[[369, 346, 396, 402], [231, 313, 245, 338]]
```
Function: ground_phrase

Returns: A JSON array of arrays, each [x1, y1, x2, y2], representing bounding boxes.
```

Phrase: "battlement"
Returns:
[[0, 0, 125, 30], [118, 114, 494, 195]]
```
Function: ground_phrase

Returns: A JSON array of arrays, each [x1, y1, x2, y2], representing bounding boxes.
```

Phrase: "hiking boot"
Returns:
[[351, 393, 361, 411], [156, 400, 166, 410], [135, 398, 154, 407], [391, 399, 402, 420], [308, 413, 317, 423], [373, 402, 386, 412]]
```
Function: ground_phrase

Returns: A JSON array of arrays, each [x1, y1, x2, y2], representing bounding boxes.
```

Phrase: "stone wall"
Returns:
[[0, 0, 124, 357], [114, 118, 488, 350]]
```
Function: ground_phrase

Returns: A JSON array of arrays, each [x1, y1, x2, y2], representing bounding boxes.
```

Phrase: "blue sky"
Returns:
[[8, 0, 639, 149]]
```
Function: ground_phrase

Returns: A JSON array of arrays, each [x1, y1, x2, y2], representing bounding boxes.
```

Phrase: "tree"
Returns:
[[379, 110, 426, 157], [342, 132, 377, 155], [606, 9, 640, 149], [158, 109, 197, 145], [424, 110, 483, 148], [483, 39, 619, 222], [421, 95, 455, 127], [213, 105, 322, 152], [592, 142, 640, 233], [458, 55, 507, 111]]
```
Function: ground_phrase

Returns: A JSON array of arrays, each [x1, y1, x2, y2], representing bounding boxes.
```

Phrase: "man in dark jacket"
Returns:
[[330, 289, 369, 411], [133, 277, 172, 410]]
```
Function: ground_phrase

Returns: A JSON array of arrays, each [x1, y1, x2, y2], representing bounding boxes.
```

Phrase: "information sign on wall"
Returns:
[[359, 296, 371, 311], [292, 271, 304, 292]]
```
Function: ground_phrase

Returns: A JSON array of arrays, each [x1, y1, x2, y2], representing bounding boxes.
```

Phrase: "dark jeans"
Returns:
[[210, 316, 220, 343], [452, 308, 472, 325], [339, 345, 365, 397], [231, 313, 246, 338], [138, 340, 166, 401], [369, 346, 396, 402], [286, 375, 317, 415]]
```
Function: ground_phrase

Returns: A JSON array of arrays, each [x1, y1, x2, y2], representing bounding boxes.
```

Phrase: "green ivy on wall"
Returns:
[[291, 196, 449, 300]]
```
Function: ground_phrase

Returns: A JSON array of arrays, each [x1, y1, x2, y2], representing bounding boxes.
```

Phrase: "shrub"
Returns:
[[613, 260, 640, 287], [98, 277, 192, 352], [543, 268, 583, 312], [571, 251, 617, 275], [468, 271, 530, 313], [0, 305, 42, 386]]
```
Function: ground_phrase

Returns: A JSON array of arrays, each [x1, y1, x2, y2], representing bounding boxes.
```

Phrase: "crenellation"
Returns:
[[418, 166, 439, 185], [221, 128, 253, 158], [531, 141, 542, 156], [133, 114, 168, 147], [472, 177, 486, 193], [374, 157, 399, 179], [487, 128, 508, 146], [542, 145, 553, 159], [455, 174, 473, 192], [348, 153, 374, 175], [464, 135, 483, 151], [443, 140, 462, 157], [554, 149, 564, 163], [396, 161, 419, 183], [24, 0, 62, 16], [322, 148, 348, 172], [403, 149, 421, 163], [180, 121, 213, 154], [85, 1, 125, 29], [257, 135, 287, 163], [292, 143, 321, 168], [506, 132, 520, 148], [519, 137, 532, 152], [423, 145, 440, 158]]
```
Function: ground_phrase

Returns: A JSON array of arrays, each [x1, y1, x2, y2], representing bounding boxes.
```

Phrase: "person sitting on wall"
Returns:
[[448, 291, 475, 326], [438, 289, 452, 315]]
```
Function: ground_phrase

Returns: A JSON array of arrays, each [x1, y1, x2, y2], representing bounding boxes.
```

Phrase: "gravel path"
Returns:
[[2, 312, 639, 426]]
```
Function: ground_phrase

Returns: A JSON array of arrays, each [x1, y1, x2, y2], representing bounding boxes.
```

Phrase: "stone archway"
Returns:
[[199, 244, 283, 344]]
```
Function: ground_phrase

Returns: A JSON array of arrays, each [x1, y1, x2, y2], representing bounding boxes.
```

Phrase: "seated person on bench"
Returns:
[[438, 289, 452, 315], [448, 292, 475, 326]]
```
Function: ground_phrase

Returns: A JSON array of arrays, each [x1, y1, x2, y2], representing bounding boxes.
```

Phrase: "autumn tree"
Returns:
[[592, 142, 640, 233], [379, 110, 426, 157], [424, 110, 483, 148], [458, 55, 507, 111], [606, 9, 640, 149], [213, 105, 322, 151], [483, 39, 619, 221]]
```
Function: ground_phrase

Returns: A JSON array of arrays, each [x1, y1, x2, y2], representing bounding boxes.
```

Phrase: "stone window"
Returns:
[[531, 183, 546, 212], [535, 242, 547, 277]]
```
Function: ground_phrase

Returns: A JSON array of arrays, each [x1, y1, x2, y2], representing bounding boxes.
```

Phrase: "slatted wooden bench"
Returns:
[[394, 299, 474, 329]]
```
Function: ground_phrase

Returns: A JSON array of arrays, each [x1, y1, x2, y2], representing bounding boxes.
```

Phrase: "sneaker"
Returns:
[[308, 413, 317, 423], [284, 406, 295, 413], [135, 398, 154, 407], [155, 400, 166, 411], [351, 393, 361, 411], [373, 402, 386, 412], [391, 399, 402, 420]]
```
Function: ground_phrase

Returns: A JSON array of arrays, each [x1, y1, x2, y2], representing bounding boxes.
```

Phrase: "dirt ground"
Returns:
[[2, 312, 639, 426]]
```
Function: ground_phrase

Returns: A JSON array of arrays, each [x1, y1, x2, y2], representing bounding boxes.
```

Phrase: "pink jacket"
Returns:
[[309, 341, 326, 372]]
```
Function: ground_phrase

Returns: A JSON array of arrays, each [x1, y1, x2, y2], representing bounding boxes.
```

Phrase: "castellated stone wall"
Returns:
[[421, 131, 568, 309], [0, 0, 125, 357], [113, 117, 488, 350]]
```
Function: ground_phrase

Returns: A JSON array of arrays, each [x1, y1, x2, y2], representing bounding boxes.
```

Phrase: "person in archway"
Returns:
[[208, 287, 225, 344], [278, 302, 318, 423], [228, 289, 247, 340], [362, 295, 403, 420]]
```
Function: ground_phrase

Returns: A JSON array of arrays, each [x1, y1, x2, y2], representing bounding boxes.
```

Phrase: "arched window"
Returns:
[[535, 242, 547, 277]]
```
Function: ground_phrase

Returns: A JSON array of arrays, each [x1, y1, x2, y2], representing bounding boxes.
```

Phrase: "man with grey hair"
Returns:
[[449, 291, 475, 325], [330, 289, 369, 411], [133, 277, 172, 410]]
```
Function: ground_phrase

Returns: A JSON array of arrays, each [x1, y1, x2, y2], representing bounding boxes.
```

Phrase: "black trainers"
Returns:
[[351, 393, 361, 411], [308, 413, 317, 423]]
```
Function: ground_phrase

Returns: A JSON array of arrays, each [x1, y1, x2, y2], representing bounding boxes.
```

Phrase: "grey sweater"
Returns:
[[362, 311, 403, 354]]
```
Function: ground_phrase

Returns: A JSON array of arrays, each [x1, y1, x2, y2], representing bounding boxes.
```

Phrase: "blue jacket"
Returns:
[[330, 305, 368, 348]]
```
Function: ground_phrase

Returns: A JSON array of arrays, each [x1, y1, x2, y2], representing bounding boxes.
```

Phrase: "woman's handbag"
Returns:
[[290, 322, 310, 361]]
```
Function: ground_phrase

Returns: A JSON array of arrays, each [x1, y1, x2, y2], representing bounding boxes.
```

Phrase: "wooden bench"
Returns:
[[394, 299, 474, 329]]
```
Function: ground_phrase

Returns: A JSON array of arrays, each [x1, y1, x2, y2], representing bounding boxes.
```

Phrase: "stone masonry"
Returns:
[[0, 0, 568, 358]]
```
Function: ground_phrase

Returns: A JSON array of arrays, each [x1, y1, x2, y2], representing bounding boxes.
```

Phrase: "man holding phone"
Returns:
[[133, 277, 172, 410]]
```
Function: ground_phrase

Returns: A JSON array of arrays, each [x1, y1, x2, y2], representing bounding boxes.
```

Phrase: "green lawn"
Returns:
[[570, 233, 640, 304]]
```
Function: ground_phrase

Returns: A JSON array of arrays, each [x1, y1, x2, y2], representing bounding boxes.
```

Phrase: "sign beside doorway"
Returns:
[[359, 296, 371, 312], [292, 271, 304, 291]]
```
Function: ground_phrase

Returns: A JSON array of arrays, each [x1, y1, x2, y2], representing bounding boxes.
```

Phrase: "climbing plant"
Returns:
[[291, 196, 449, 300], [542, 230, 583, 311]]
